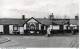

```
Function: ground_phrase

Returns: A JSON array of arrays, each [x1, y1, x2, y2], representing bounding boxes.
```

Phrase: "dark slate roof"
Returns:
[[70, 19, 79, 25], [0, 18, 28, 26], [36, 18, 52, 25], [52, 19, 70, 25], [0, 18, 52, 26], [36, 18, 70, 25], [0, 17, 78, 26]]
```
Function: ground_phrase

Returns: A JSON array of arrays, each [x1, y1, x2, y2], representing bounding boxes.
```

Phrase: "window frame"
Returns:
[[13, 24, 18, 31]]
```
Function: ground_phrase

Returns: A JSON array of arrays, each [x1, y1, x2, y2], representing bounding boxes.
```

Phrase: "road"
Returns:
[[0, 35, 79, 48]]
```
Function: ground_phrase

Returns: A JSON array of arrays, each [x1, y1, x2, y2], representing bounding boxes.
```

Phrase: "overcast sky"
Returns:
[[0, 0, 78, 18]]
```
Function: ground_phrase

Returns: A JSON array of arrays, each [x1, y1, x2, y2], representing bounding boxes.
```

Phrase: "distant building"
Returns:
[[0, 15, 79, 35]]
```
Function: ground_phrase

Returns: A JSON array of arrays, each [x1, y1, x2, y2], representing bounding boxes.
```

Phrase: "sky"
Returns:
[[0, 0, 78, 18]]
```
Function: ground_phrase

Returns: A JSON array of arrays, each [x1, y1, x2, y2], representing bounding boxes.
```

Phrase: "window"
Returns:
[[30, 24, 35, 30], [13, 24, 18, 31]]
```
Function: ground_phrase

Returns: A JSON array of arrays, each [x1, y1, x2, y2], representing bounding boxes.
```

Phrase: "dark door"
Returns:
[[4, 25, 9, 34], [41, 25, 44, 30], [60, 25, 63, 31]]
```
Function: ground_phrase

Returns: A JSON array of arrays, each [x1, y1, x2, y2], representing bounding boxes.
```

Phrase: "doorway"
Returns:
[[4, 25, 9, 34]]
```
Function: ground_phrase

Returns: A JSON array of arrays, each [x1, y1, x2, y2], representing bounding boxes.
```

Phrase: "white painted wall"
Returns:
[[68, 27, 70, 29], [70, 26, 77, 29], [53, 25, 59, 30], [48, 25, 59, 30], [24, 24, 26, 30], [70, 24, 78, 29], [9, 25, 13, 34], [0, 25, 3, 32], [44, 26, 46, 30], [20, 27, 24, 34], [64, 25, 67, 30], [50, 25, 53, 29], [74, 26, 77, 29], [39, 24, 41, 30]]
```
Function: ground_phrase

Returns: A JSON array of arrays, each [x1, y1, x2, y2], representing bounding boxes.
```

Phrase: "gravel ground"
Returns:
[[0, 35, 79, 48], [0, 37, 11, 44]]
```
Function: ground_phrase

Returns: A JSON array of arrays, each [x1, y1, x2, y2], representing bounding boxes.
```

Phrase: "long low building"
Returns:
[[0, 15, 79, 35]]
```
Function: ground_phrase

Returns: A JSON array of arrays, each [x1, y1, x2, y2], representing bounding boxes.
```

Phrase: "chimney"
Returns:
[[75, 15, 78, 20], [22, 15, 25, 20], [49, 13, 54, 20]]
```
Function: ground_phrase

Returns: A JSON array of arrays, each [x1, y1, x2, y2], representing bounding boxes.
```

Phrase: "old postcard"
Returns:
[[0, 0, 79, 49]]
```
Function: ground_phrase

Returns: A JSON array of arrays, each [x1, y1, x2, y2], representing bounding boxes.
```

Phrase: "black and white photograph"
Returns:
[[0, 0, 79, 48]]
